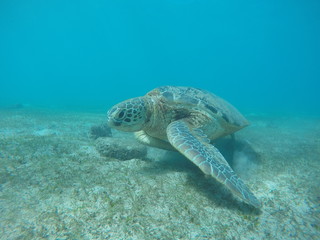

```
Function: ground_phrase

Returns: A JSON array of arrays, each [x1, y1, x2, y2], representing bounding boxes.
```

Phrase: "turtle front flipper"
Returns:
[[135, 130, 176, 151], [167, 120, 261, 208]]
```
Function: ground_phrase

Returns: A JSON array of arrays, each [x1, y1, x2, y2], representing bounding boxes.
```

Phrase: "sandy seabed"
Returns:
[[0, 107, 319, 240]]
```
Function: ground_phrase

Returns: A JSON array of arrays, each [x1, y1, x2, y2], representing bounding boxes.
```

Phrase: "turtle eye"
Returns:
[[118, 110, 125, 119]]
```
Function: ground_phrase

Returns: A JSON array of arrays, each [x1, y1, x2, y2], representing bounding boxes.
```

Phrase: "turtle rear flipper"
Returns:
[[167, 120, 261, 208]]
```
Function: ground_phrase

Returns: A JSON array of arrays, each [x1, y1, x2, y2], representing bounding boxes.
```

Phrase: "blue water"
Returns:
[[1, 2, 320, 239], [0, 0, 319, 114]]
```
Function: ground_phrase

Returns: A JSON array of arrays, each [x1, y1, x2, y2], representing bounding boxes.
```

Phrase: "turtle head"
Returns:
[[107, 97, 149, 132]]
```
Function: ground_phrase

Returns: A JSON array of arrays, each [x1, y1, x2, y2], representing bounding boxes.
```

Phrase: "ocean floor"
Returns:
[[0, 107, 319, 240]]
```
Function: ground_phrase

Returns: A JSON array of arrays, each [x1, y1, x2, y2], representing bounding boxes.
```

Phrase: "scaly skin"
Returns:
[[167, 120, 261, 208]]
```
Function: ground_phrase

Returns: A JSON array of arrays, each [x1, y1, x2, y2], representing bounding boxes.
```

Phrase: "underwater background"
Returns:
[[1, 1, 320, 240], [0, 0, 319, 114]]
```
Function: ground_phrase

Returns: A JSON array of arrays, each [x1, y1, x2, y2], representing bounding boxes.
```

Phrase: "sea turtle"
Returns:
[[107, 86, 260, 208]]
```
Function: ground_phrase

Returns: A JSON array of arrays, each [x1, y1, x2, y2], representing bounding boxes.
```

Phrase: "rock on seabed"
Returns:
[[95, 137, 148, 160]]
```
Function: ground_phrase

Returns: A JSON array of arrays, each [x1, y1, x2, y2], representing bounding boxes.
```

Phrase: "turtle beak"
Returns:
[[106, 108, 115, 127], [107, 107, 123, 128]]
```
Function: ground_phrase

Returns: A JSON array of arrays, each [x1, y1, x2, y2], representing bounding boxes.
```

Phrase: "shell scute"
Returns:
[[147, 86, 248, 128]]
